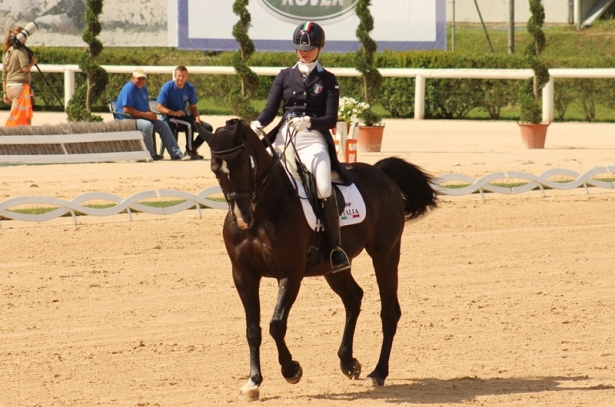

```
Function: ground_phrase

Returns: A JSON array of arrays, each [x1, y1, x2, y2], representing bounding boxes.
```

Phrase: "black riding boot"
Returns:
[[321, 195, 350, 272]]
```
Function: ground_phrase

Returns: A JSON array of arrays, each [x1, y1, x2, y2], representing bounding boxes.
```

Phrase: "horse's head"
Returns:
[[205, 119, 269, 229]]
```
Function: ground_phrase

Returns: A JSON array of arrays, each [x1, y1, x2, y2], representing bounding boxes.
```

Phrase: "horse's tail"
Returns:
[[374, 157, 439, 221]]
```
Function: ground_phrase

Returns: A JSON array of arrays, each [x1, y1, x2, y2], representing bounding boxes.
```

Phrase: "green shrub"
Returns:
[[19, 45, 615, 122]]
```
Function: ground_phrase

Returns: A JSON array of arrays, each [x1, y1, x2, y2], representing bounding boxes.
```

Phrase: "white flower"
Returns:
[[338, 96, 369, 124]]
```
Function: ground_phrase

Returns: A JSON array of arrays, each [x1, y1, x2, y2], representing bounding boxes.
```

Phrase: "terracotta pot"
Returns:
[[357, 125, 384, 152], [518, 122, 550, 149]]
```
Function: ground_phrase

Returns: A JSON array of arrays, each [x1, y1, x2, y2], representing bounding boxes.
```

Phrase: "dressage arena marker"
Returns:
[[1, 167, 614, 226], [333, 122, 358, 163]]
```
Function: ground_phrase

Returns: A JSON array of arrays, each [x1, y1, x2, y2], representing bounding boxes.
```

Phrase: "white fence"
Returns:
[[8, 64, 615, 124], [2, 167, 614, 226]]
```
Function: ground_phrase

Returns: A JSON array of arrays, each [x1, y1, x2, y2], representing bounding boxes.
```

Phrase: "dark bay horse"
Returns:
[[204, 119, 438, 400]]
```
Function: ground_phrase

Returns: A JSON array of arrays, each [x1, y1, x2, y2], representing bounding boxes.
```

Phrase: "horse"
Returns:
[[203, 119, 438, 400]]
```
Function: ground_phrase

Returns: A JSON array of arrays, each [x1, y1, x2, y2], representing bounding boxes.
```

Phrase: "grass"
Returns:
[[448, 19, 615, 58]]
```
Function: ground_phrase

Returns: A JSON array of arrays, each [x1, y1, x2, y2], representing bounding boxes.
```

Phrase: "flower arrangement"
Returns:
[[338, 96, 369, 124]]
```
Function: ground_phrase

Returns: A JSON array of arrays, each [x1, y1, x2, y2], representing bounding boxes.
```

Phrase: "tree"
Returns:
[[66, 0, 108, 122], [518, 0, 549, 124], [354, 0, 382, 126], [228, 0, 259, 121]]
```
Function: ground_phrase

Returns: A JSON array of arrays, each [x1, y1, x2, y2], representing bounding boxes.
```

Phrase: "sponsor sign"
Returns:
[[259, 0, 359, 23], [178, 0, 446, 52]]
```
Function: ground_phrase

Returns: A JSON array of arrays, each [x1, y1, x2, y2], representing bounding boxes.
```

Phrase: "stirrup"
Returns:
[[330, 247, 350, 273]]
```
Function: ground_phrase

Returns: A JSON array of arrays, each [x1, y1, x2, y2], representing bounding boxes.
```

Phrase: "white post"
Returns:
[[335, 122, 347, 159], [574, 0, 582, 27], [414, 74, 425, 120], [64, 66, 76, 107], [542, 77, 554, 123]]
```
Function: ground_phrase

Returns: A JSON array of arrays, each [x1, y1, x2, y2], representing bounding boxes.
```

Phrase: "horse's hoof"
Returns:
[[284, 361, 303, 384], [239, 379, 260, 401], [365, 375, 385, 388], [340, 358, 361, 379]]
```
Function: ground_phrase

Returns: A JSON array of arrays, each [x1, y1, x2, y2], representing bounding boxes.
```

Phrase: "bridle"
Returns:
[[210, 123, 299, 213], [210, 143, 258, 211]]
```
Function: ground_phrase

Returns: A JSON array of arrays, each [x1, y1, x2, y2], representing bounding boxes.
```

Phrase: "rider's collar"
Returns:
[[293, 60, 323, 77]]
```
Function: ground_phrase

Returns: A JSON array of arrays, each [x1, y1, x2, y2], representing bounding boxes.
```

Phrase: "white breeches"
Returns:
[[274, 124, 332, 199]]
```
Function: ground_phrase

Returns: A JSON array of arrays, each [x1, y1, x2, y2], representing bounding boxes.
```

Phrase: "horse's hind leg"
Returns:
[[270, 277, 303, 384], [324, 272, 364, 380], [365, 243, 402, 387]]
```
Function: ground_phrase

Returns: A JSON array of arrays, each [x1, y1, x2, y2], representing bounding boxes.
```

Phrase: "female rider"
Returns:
[[251, 21, 351, 272]]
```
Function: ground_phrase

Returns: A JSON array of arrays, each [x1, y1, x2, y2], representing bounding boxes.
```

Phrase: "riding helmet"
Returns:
[[293, 21, 325, 51]]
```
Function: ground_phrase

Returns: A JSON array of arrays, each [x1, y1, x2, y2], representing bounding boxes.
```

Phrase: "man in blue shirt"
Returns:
[[116, 68, 189, 161], [156, 66, 213, 160]]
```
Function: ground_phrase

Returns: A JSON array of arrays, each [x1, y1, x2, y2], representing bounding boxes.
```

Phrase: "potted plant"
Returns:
[[355, 0, 384, 152], [335, 96, 369, 135], [357, 108, 384, 152], [517, 0, 550, 149]]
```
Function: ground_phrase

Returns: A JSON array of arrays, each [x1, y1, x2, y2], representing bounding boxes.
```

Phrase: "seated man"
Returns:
[[116, 68, 189, 161], [156, 65, 214, 160]]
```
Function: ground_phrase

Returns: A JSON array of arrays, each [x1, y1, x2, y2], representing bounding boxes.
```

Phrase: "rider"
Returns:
[[251, 21, 351, 273]]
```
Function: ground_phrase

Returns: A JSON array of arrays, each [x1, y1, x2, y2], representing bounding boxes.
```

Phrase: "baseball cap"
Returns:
[[133, 68, 147, 78]]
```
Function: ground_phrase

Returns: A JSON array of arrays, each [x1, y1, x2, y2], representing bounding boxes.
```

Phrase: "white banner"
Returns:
[[179, 0, 446, 51], [5, 0, 445, 50]]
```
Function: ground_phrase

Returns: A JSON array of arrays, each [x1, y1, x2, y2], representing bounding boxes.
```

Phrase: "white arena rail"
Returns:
[[4, 64, 615, 124], [1, 167, 614, 226]]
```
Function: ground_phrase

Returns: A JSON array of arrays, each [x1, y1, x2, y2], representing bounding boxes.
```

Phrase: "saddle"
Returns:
[[285, 154, 345, 272]]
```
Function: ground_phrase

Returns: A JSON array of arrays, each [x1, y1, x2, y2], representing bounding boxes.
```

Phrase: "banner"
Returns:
[[179, 0, 446, 52], [2, 0, 171, 47], [5, 0, 445, 50]]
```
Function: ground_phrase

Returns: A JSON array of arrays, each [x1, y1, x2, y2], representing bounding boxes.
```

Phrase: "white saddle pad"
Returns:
[[277, 146, 366, 231], [292, 178, 366, 232]]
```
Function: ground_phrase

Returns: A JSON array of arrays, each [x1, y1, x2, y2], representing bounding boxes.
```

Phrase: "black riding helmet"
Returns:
[[293, 21, 325, 50]]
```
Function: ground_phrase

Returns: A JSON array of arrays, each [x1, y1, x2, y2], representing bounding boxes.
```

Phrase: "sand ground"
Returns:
[[1, 113, 614, 406]]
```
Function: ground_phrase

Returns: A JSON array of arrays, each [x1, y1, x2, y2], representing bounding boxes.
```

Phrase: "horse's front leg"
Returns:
[[233, 269, 263, 401], [324, 271, 364, 380], [270, 276, 303, 384]]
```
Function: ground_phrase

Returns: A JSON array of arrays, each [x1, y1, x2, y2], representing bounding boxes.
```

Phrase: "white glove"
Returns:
[[290, 116, 311, 132], [250, 120, 263, 134]]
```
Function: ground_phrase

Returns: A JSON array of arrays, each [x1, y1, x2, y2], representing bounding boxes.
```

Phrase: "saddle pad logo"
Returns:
[[341, 203, 361, 220], [313, 84, 323, 94]]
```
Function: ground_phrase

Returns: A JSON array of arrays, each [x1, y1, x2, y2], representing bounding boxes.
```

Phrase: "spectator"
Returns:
[[156, 65, 213, 160], [2, 26, 37, 126], [116, 68, 189, 161]]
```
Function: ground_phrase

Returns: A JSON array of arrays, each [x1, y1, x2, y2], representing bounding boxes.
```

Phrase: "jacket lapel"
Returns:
[[289, 67, 307, 90]]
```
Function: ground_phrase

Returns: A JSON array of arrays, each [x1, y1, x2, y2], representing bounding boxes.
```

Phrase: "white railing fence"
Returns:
[[2, 167, 614, 226], [8, 64, 615, 124]]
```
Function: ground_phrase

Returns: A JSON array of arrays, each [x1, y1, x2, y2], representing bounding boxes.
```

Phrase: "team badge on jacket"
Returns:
[[313, 84, 323, 94]]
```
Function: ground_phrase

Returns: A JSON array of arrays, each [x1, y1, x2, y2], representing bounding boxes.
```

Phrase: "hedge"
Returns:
[[17, 47, 615, 121]]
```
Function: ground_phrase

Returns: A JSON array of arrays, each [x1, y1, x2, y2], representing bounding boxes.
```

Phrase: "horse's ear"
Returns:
[[214, 118, 242, 143], [230, 118, 247, 142], [224, 118, 242, 130]]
